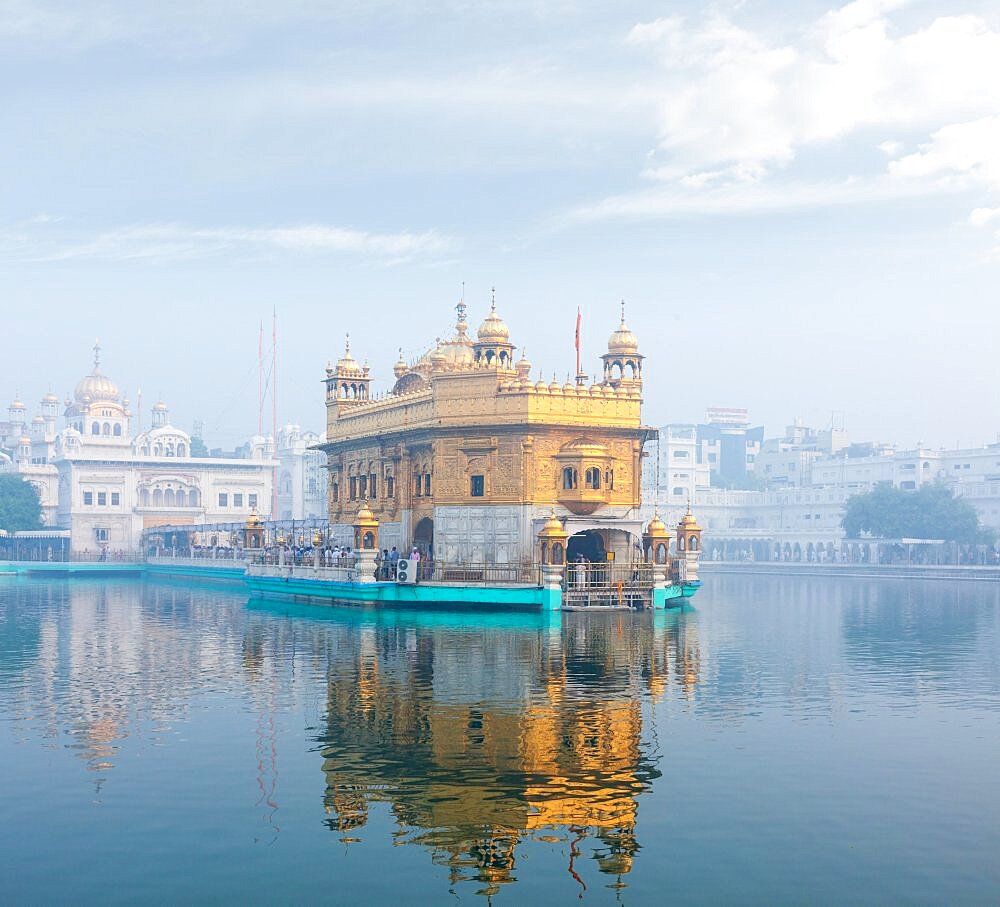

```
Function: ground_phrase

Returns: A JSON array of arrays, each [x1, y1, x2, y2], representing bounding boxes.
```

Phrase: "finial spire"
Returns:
[[491, 286, 496, 312], [620, 299, 626, 325], [93, 338, 101, 370], [344, 333, 350, 355]]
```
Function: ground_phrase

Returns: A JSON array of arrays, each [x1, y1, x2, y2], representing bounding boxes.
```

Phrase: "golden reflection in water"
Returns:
[[319, 611, 701, 896]]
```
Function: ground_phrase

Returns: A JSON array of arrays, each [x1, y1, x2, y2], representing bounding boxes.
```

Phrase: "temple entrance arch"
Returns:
[[567, 529, 606, 563], [413, 517, 434, 558]]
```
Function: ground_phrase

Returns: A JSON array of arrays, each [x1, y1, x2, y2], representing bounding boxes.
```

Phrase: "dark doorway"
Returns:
[[567, 529, 605, 563], [413, 517, 434, 558]]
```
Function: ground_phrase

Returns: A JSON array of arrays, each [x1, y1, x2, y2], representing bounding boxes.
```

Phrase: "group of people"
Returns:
[[374, 546, 427, 580]]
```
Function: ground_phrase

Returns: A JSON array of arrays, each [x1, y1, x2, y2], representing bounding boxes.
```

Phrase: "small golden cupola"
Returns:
[[329, 334, 371, 403], [393, 348, 408, 379], [676, 503, 702, 553], [602, 301, 644, 388], [473, 288, 516, 369]]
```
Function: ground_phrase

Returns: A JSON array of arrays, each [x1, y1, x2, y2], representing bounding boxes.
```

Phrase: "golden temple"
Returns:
[[319, 296, 653, 565]]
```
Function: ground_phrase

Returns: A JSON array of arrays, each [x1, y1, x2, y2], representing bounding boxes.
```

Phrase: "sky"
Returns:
[[2, 0, 999, 450]]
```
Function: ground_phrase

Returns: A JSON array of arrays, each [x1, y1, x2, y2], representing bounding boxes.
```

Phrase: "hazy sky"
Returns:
[[3, 0, 999, 449]]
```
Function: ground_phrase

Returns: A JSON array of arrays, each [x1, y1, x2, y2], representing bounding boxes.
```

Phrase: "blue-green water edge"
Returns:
[[1, 575, 998, 904]]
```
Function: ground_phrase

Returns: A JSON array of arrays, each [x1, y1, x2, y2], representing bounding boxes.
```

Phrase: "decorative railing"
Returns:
[[69, 552, 143, 563], [246, 563, 358, 583], [422, 562, 542, 586], [562, 562, 657, 609], [146, 555, 247, 569]]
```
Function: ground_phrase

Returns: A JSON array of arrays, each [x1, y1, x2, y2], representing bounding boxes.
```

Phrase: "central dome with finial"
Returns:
[[607, 301, 639, 355], [74, 340, 120, 403], [477, 291, 510, 344], [336, 334, 359, 371]]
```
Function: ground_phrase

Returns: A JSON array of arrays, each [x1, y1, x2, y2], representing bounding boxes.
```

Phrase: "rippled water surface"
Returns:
[[1, 573, 998, 904]]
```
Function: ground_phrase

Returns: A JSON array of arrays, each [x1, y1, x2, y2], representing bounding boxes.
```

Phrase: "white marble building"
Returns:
[[2, 346, 277, 554], [275, 424, 326, 521]]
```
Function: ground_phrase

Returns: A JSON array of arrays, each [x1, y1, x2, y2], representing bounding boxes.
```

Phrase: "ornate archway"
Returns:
[[413, 517, 434, 557]]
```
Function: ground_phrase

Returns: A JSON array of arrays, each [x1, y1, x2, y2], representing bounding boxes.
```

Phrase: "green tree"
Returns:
[[842, 482, 989, 544], [0, 474, 43, 532]]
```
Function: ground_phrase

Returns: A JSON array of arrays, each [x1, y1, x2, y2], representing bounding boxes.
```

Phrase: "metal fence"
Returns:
[[246, 563, 358, 583], [423, 561, 542, 586], [562, 562, 656, 609]]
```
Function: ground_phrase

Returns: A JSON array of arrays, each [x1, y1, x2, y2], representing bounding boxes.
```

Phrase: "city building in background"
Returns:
[[276, 424, 326, 520], [1, 346, 277, 554], [696, 408, 764, 487]]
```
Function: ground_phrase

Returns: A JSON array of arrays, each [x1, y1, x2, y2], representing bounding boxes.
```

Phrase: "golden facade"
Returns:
[[319, 298, 654, 563]]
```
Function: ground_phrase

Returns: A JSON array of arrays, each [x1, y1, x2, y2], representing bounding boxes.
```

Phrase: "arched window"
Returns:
[[585, 467, 601, 489], [690, 536, 699, 552], [153, 444, 162, 456], [165, 445, 175, 457], [153, 488, 163, 507], [176, 443, 186, 457], [140, 488, 150, 507], [562, 467, 578, 490], [102, 423, 111, 436], [91, 422, 100, 435], [189, 489, 199, 507], [175, 489, 186, 507], [165, 488, 175, 507], [113, 424, 122, 437], [672, 486, 685, 496]]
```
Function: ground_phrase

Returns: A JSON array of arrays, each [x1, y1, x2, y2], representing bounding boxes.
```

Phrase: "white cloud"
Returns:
[[567, 173, 944, 223], [0, 221, 455, 264], [889, 117, 1000, 190], [583, 2, 1000, 220], [969, 207, 1000, 228]]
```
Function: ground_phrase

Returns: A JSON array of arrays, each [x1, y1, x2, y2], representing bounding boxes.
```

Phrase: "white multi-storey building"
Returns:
[[2, 346, 277, 554], [641, 423, 711, 528], [275, 424, 326, 520]]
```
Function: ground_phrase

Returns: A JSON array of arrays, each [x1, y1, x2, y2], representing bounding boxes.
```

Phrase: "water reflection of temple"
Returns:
[[318, 612, 701, 896]]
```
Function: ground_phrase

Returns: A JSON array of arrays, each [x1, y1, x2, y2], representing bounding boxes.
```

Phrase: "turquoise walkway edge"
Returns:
[[1, 560, 698, 610], [245, 573, 547, 609]]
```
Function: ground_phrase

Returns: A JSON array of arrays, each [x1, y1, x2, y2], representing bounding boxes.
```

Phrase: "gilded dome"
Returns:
[[431, 338, 474, 369], [644, 513, 669, 537], [559, 438, 609, 458], [393, 348, 408, 379], [516, 349, 532, 378], [678, 505, 701, 532], [74, 341, 120, 403], [336, 335, 360, 372], [608, 310, 639, 355], [538, 511, 567, 539], [152, 401, 169, 413], [42, 392, 59, 404], [9, 398, 25, 411], [477, 300, 510, 344], [74, 370, 120, 403]]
